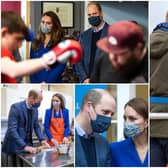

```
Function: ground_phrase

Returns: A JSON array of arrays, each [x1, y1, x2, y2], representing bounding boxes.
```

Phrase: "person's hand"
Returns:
[[41, 39, 82, 67], [83, 78, 90, 83], [63, 137, 69, 144], [41, 140, 50, 148], [24, 146, 38, 154], [51, 138, 59, 146]]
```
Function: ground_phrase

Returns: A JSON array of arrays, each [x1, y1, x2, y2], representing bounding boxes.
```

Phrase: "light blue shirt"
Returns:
[[75, 121, 94, 139], [93, 21, 105, 32]]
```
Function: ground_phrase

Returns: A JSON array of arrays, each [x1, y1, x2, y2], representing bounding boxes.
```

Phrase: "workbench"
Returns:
[[17, 146, 74, 167]]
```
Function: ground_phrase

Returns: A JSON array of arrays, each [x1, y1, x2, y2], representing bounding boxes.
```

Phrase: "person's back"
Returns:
[[150, 26, 168, 105], [150, 18, 168, 167]]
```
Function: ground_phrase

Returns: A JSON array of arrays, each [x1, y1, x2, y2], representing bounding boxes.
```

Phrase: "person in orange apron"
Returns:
[[44, 93, 70, 147]]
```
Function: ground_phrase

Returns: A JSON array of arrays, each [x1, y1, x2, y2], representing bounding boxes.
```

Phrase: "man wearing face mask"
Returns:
[[2, 89, 49, 166], [75, 2, 109, 83], [75, 89, 116, 166]]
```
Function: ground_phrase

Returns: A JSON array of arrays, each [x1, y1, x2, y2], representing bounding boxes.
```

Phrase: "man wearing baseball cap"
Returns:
[[90, 20, 148, 83]]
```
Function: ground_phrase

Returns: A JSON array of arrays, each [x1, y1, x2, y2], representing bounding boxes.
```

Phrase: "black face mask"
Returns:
[[88, 16, 102, 27], [32, 103, 41, 108], [89, 107, 111, 133], [91, 114, 112, 133]]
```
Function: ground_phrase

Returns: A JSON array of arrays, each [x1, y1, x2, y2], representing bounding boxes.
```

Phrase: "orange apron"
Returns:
[[47, 109, 64, 146]]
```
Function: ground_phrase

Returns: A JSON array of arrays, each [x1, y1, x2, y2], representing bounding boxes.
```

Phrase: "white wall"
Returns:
[[1, 85, 74, 125], [116, 85, 136, 141], [150, 1, 168, 33]]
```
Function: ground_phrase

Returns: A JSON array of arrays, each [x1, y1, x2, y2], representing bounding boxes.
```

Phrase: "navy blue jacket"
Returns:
[[2, 101, 45, 155], [75, 22, 109, 82], [75, 129, 112, 166], [30, 41, 66, 83]]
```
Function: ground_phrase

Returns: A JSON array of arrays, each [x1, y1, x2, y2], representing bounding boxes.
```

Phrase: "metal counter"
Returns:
[[17, 146, 74, 167]]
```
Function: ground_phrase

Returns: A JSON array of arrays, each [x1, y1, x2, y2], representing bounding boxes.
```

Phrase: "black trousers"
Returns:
[[1, 152, 17, 167], [150, 138, 168, 167]]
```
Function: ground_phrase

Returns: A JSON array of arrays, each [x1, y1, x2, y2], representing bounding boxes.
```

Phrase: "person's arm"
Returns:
[[2, 39, 82, 79], [7, 105, 26, 149], [1, 56, 48, 78], [33, 109, 45, 141], [44, 109, 53, 140], [63, 109, 70, 137]]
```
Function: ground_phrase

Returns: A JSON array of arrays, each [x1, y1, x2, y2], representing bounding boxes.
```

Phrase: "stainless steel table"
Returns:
[[17, 147, 74, 167]]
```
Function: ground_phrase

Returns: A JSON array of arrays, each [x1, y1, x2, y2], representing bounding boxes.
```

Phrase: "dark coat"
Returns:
[[75, 130, 111, 167], [150, 29, 168, 138], [75, 22, 109, 82], [90, 52, 148, 83], [2, 101, 45, 155]]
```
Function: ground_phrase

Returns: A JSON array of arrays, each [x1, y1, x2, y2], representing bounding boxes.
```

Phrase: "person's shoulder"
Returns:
[[1, 47, 15, 60], [104, 22, 109, 28], [94, 133, 109, 144], [62, 108, 69, 114], [110, 138, 132, 149], [12, 100, 25, 107], [151, 30, 168, 41], [63, 108, 69, 111], [81, 27, 93, 36], [10, 101, 26, 113], [46, 108, 52, 113]]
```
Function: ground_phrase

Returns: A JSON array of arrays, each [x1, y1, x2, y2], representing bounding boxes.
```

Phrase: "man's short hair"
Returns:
[[81, 90, 102, 110], [87, 2, 102, 12], [1, 11, 28, 37], [28, 90, 39, 99]]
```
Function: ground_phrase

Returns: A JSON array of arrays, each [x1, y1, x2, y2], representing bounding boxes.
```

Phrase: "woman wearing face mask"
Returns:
[[44, 93, 70, 146], [30, 11, 66, 83], [110, 98, 148, 167]]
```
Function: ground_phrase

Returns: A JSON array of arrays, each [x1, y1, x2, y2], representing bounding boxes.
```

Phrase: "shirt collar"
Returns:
[[75, 121, 94, 139], [26, 99, 32, 109], [93, 21, 105, 32]]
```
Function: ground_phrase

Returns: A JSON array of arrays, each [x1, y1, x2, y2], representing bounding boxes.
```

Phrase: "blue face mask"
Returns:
[[41, 24, 51, 34], [53, 101, 60, 109], [88, 16, 102, 27], [32, 103, 41, 108], [124, 123, 142, 138], [91, 113, 111, 133]]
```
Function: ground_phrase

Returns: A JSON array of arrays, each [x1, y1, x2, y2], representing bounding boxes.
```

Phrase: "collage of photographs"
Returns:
[[1, 0, 168, 167]]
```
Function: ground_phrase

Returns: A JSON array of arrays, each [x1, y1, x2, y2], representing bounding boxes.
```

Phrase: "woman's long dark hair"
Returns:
[[32, 11, 64, 51], [124, 98, 148, 120]]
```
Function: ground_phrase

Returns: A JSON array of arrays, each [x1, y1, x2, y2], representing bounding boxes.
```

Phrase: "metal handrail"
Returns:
[[150, 113, 168, 119]]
